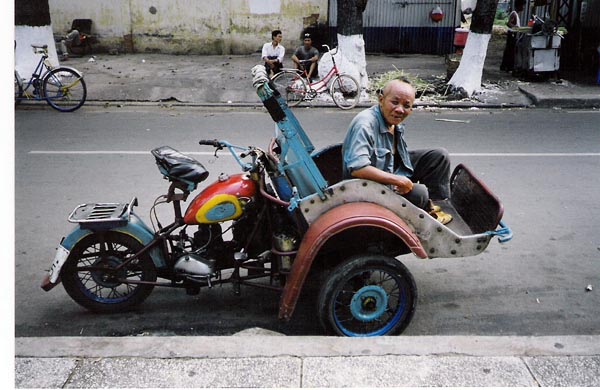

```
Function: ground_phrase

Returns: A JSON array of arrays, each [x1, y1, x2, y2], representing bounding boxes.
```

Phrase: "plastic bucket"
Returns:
[[454, 28, 469, 47]]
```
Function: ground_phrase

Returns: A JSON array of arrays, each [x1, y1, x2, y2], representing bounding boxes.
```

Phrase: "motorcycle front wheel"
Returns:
[[317, 254, 417, 336], [61, 231, 157, 313]]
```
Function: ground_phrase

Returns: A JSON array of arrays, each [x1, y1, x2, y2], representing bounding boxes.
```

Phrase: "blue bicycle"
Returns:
[[15, 44, 86, 112]]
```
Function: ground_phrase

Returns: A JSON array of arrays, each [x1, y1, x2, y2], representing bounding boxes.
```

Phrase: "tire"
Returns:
[[330, 74, 360, 110], [317, 254, 417, 336], [61, 232, 157, 313], [42, 67, 87, 112], [271, 70, 308, 107]]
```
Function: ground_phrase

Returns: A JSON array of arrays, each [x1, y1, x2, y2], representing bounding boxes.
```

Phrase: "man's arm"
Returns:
[[351, 165, 413, 194]]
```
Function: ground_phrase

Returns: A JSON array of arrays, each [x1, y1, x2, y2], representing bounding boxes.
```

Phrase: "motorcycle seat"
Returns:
[[151, 146, 209, 187]]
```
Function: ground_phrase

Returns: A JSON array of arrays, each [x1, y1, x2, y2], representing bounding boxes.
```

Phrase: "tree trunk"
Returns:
[[15, 0, 60, 76], [15, 0, 51, 26], [333, 0, 369, 89], [448, 0, 499, 96]]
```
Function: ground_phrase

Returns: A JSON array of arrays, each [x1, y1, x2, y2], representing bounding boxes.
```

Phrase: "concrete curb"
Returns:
[[16, 335, 600, 359]]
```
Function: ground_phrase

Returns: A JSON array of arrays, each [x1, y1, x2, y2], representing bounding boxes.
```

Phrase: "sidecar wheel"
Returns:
[[61, 232, 157, 313], [317, 254, 417, 336]]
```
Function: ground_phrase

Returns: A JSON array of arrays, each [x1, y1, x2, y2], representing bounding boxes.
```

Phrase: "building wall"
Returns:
[[48, 0, 328, 54], [329, 0, 461, 54]]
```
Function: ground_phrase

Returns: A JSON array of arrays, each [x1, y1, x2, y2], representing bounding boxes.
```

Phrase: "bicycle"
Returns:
[[271, 44, 361, 110], [15, 44, 87, 112]]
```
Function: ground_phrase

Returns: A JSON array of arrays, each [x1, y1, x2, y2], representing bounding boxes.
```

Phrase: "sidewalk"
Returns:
[[15, 334, 600, 387], [49, 40, 600, 109]]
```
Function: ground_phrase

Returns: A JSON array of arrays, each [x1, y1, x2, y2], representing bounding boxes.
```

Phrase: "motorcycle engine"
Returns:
[[174, 254, 216, 276]]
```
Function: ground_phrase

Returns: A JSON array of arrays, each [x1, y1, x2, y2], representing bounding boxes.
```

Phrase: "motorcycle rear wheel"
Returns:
[[61, 231, 157, 313]]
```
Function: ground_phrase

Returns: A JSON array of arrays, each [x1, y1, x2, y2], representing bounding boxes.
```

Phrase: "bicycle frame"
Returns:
[[15, 47, 54, 100]]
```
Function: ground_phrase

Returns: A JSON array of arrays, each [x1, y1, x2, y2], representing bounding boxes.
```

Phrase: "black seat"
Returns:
[[151, 146, 209, 186]]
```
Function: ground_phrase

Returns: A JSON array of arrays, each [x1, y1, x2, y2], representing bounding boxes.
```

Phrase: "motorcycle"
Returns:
[[41, 66, 512, 336]]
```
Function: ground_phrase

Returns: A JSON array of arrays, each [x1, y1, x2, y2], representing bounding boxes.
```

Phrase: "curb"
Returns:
[[16, 335, 600, 359]]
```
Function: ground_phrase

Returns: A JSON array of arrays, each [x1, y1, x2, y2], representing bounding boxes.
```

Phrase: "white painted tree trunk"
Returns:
[[317, 34, 369, 102], [15, 25, 60, 79], [448, 32, 491, 96]]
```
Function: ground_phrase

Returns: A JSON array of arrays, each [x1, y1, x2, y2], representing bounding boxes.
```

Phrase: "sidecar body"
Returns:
[[252, 66, 512, 327]]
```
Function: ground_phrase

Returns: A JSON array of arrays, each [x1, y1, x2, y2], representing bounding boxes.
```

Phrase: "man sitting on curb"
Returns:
[[291, 33, 319, 81], [342, 78, 453, 224], [261, 29, 285, 77]]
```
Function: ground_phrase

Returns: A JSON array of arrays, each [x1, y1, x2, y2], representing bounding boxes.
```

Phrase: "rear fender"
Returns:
[[43, 212, 166, 290], [278, 202, 426, 320]]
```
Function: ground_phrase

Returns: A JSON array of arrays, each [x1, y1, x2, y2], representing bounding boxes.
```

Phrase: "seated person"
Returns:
[[342, 78, 453, 224], [262, 29, 285, 76], [291, 33, 319, 81], [58, 29, 80, 59]]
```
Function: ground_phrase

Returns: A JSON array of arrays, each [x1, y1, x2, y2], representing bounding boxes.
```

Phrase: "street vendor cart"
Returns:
[[514, 18, 565, 78]]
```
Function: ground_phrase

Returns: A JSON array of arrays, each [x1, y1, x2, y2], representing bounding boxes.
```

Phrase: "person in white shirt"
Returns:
[[262, 30, 285, 76]]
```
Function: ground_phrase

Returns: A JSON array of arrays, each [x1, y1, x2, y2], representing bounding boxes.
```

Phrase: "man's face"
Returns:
[[378, 81, 415, 127], [274, 33, 283, 44], [303, 38, 312, 48]]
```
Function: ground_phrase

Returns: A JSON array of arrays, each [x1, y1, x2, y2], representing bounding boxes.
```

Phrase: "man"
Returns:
[[291, 33, 319, 81], [262, 30, 285, 76], [342, 78, 453, 224]]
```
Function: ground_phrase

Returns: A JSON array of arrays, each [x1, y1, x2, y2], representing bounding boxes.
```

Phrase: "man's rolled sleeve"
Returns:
[[343, 125, 373, 178]]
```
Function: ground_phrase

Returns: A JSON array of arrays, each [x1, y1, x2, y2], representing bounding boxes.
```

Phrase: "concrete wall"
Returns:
[[48, 0, 328, 54]]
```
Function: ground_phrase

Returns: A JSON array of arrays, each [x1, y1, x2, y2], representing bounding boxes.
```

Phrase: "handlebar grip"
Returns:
[[199, 139, 222, 147]]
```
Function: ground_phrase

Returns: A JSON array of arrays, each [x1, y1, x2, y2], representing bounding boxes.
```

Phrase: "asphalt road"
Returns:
[[14, 105, 600, 337]]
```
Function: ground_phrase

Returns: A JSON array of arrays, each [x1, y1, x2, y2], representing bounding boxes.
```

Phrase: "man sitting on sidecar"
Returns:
[[342, 78, 453, 224]]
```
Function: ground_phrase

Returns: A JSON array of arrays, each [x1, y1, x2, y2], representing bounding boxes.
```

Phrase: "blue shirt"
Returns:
[[342, 105, 414, 180]]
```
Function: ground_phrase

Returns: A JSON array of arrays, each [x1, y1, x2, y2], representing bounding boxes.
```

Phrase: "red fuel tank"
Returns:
[[184, 173, 257, 224]]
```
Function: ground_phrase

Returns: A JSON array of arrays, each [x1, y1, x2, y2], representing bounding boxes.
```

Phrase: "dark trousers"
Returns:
[[402, 148, 451, 209]]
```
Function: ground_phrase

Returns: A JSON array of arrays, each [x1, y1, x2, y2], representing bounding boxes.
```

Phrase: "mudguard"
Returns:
[[278, 202, 426, 320], [42, 212, 167, 291]]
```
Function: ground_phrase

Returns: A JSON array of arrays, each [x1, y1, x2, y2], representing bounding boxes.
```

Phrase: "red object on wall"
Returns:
[[430, 6, 444, 22]]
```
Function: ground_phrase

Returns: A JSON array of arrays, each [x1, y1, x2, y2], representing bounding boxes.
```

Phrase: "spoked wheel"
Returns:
[[43, 67, 87, 112], [330, 74, 360, 110], [61, 232, 157, 313], [271, 70, 308, 107], [317, 254, 417, 336]]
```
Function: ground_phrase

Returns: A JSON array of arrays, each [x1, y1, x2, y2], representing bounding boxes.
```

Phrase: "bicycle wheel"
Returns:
[[43, 67, 87, 112], [14, 72, 23, 104], [271, 70, 308, 107], [330, 74, 360, 110]]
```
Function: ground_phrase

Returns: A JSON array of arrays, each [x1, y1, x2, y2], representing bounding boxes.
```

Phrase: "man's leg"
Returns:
[[409, 148, 451, 200]]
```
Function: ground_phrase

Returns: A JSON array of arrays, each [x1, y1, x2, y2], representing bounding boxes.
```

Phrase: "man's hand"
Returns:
[[351, 165, 413, 194]]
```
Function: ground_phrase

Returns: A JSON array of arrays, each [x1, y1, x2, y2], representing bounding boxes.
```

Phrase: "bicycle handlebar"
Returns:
[[198, 139, 224, 148]]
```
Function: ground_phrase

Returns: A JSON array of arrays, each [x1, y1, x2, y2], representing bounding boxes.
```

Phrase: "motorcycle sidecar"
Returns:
[[252, 65, 512, 336]]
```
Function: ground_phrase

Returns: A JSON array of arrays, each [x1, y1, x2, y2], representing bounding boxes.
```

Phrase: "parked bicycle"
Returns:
[[271, 44, 361, 110], [14, 44, 87, 112]]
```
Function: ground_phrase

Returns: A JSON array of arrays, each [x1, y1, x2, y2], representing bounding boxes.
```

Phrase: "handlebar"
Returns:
[[199, 139, 225, 148], [198, 139, 262, 172], [321, 44, 338, 55]]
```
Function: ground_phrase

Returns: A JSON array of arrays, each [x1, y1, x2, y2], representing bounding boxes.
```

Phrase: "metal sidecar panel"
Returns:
[[298, 179, 496, 259]]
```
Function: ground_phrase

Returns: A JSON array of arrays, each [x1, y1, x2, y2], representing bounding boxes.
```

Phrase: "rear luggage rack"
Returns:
[[68, 197, 138, 229]]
